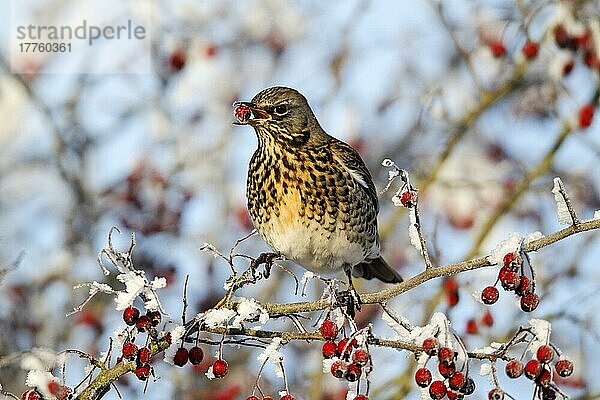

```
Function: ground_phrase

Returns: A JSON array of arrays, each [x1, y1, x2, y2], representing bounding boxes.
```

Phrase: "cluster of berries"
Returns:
[[465, 310, 494, 335], [481, 252, 539, 312], [121, 305, 164, 380], [551, 23, 597, 128], [496, 344, 573, 400], [245, 394, 295, 400], [319, 320, 370, 400], [20, 381, 70, 400], [415, 337, 475, 399]]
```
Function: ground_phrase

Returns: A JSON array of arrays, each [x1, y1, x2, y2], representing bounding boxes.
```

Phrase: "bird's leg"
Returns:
[[250, 252, 280, 279], [345, 268, 362, 316]]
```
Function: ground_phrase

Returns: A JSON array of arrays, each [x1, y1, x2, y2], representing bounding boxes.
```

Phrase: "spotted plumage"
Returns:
[[235, 86, 402, 284]]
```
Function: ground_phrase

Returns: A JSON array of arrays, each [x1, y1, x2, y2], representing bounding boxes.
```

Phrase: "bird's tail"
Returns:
[[353, 256, 403, 284]]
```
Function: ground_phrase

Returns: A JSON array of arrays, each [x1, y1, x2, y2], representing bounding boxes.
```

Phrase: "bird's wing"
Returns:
[[330, 139, 379, 213]]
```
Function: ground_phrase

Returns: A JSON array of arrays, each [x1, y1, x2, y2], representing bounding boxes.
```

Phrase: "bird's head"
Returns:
[[233, 86, 319, 147]]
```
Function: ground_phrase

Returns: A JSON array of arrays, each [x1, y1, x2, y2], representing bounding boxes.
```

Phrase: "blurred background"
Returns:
[[1, 0, 599, 399]]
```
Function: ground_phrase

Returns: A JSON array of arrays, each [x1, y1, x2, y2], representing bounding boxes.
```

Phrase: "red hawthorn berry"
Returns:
[[553, 25, 573, 49], [466, 319, 478, 335], [583, 51, 600, 69], [322, 341, 337, 358], [138, 347, 151, 364], [47, 381, 70, 400], [354, 396, 369, 400], [481, 310, 494, 327], [204, 44, 218, 58], [574, 30, 592, 50], [537, 345, 555, 363], [503, 252, 518, 267], [537, 368, 552, 386], [438, 361, 456, 378], [212, 359, 229, 378], [578, 104, 595, 129], [499, 267, 519, 291], [522, 40, 539, 59], [263, 397, 274, 400], [524, 359, 542, 380], [147, 310, 161, 326], [505, 359, 523, 378], [563, 59, 575, 75], [21, 390, 42, 400], [331, 360, 348, 379], [122, 342, 138, 361], [542, 387, 557, 400], [345, 363, 362, 382], [520, 292, 540, 312], [135, 363, 151, 381], [489, 40, 506, 58], [481, 286, 499, 305], [280, 395, 295, 400], [460, 377, 476, 395], [165, 332, 172, 345], [188, 346, 204, 365], [488, 388, 504, 400], [337, 338, 357, 357], [246, 396, 260, 400], [444, 277, 459, 292], [555, 359, 573, 377], [401, 190, 416, 207], [173, 347, 189, 367], [135, 315, 152, 332], [449, 372, 466, 391], [447, 391, 464, 400], [423, 337, 439, 355], [516, 276, 533, 296], [415, 367, 433, 387], [352, 348, 369, 366], [429, 380, 447, 400], [234, 105, 252, 125], [319, 319, 338, 340], [123, 306, 140, 326], [446, 291, 459, 307], [438, 347, 455, 366], [168, 49, 186, 71]]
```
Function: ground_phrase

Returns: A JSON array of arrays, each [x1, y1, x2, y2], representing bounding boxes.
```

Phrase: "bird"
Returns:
[[233, 86, 402, 294]]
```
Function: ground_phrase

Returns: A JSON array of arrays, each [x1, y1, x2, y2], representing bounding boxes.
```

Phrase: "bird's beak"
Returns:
[[232, 101, 271, 125]]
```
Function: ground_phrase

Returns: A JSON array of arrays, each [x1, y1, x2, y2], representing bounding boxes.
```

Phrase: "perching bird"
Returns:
[[233, 86, 402, 289]]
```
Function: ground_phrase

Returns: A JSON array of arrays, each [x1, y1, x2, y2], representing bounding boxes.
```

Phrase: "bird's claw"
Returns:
[[250, 252, 279, 279]]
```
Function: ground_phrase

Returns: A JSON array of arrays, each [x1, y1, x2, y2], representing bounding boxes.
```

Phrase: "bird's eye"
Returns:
[[273, 105, 288, 115]]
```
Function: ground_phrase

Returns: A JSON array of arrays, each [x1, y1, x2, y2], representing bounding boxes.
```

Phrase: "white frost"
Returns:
[[203, 308, 236, 328], [25, 370, 56, 399], [151, 276, 167, 289], [331, 307, 346, 328], [408, 209, 424, 255], [346, 381, 359, 400], [233, 297, 269, 327], [257, 337, 284, 378], [472, 342, 503, 355], [300, 271, 315, 285], [381, 308, 411, 340], [552, 177, 572, 225], [593, 210, 600, 221], [528, 319, 552, 357], [487, 233, 523, 265], [480, 362, 493, 376], [88, 281, 114, 294], [114, 271, 146, 310], [163, 325, 186, 365], [322, 357, 337, 374], [205, 364, 216, 380], [525, 231, 544, 244], [113, 327, 129, 350]]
